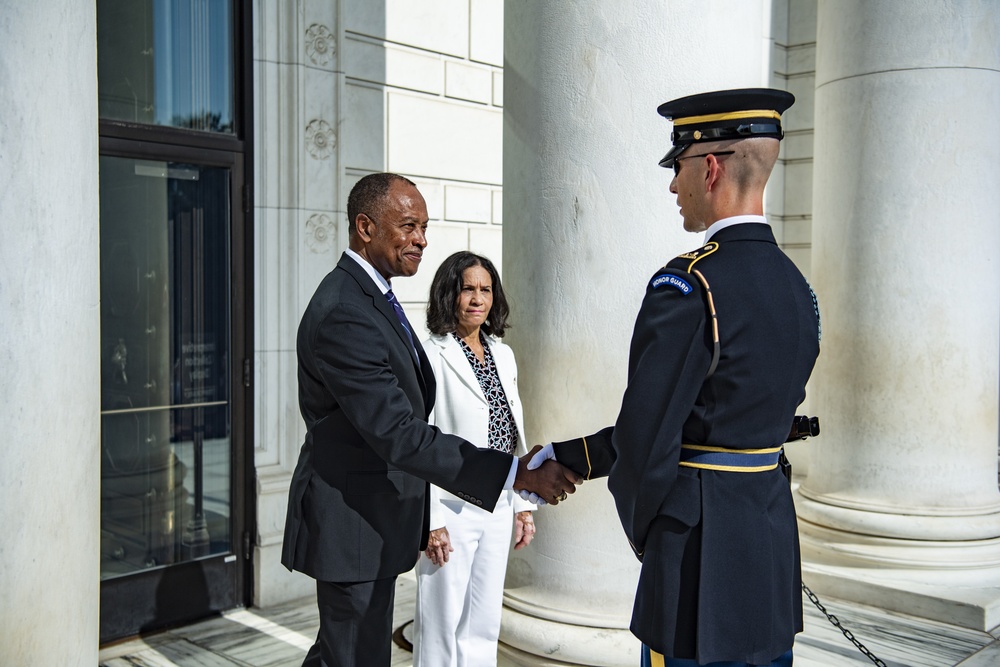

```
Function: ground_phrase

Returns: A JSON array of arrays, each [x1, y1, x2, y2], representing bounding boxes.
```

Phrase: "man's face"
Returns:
[[669, 147, 710, 233], [363, 181, 429, 280]]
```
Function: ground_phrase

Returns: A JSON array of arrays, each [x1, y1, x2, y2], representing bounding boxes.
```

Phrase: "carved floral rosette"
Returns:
[[305, 24, 335, 67], [305, 119, 336, 160], [305, 213, 335, 253]]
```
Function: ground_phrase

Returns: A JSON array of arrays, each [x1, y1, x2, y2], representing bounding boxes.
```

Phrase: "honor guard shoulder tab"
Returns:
[[648, 242, 720, 294], [659, 241, 721, 378]]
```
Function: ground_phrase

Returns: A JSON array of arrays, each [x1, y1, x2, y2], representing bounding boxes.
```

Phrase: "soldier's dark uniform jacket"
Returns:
[[553, 222, 820, 664]]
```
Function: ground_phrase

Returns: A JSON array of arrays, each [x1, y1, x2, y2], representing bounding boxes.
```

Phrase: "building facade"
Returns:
[[2, 0, 999, 665]]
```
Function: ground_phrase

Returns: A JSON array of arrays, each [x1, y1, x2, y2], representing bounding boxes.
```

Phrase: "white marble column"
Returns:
[[0, 1, 101, 665], [501, 1, 774, 664], [801, 0, 1000, 630]]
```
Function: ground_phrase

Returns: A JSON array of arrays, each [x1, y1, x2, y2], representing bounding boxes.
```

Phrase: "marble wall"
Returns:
[[769, 0, 817, 278], [770, 0, 819, 474]]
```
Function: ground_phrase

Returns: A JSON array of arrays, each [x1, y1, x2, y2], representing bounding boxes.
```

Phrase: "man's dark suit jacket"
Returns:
[[282, 253, 513, 583], [552, 223, 820, 665]]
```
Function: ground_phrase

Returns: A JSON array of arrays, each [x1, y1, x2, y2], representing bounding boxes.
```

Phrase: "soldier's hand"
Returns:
[[514, 455, 581, 506], [525, 443, 555, 470]]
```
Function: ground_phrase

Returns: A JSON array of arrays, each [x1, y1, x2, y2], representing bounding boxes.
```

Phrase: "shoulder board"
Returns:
[[668, 241, 719, 273]]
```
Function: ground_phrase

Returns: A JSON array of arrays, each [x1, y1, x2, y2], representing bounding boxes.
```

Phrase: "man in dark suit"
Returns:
[[282, 172, 580, 667], [526, 89, 820, 666]]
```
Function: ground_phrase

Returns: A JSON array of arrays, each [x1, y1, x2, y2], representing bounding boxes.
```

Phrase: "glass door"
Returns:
[[96, 0, 252, 643], [98, 151, 248, 642], [100, 157, 232, 577]]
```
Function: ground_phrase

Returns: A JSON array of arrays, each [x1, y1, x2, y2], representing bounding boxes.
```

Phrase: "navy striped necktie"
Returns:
[[385, 289, 419, 361]]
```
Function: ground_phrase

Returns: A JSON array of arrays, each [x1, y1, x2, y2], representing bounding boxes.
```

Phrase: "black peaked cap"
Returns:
[[656, 87, 795, 168]]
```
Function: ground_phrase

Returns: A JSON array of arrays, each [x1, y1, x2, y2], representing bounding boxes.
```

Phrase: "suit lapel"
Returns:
[[336, 254, 429, 394], [438, 336, 488, 404], [417, 343, 435, 411]]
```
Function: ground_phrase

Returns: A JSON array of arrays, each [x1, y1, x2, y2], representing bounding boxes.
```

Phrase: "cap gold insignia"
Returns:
[[693, 130, 702, 140]]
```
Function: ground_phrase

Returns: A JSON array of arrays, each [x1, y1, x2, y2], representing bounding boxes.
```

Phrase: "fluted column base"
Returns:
[[498, 604, 639, 667], [797, 492, 1000, 558], [799, 517, 1000, 631]]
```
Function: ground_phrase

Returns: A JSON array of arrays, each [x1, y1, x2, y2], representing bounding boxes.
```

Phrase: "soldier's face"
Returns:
[[669, 151, 709, 233]]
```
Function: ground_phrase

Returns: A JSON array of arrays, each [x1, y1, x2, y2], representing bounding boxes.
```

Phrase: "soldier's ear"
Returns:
[[705, 156, 723, 192]]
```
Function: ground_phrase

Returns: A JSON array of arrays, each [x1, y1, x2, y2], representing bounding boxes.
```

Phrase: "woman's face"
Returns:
[[455, 265, 493, 337]]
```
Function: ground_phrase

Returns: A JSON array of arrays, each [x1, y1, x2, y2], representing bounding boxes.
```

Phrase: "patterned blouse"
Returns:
[[453, 332, 519, 454]]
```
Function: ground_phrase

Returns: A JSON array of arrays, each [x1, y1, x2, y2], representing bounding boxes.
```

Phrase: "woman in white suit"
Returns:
[[413, 251, 536, 667]]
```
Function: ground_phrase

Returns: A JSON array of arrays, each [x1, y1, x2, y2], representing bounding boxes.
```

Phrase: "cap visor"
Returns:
[[658, 145, 686, 169]]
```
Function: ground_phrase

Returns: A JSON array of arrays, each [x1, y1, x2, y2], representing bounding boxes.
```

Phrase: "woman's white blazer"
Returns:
[[423, 333, 534, 530]]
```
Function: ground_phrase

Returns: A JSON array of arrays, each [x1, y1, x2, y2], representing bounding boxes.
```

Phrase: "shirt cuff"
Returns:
[[503, 455, 518, 490]]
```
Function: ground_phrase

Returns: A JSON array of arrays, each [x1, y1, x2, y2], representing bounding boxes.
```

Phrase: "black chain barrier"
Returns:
[[802, 582, 887, 667]]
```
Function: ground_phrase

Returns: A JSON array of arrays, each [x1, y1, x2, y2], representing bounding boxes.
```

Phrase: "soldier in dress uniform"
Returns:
[[526, 88, 821, 666]]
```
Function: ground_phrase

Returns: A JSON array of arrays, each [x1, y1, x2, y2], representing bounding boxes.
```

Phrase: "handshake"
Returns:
[[512, 444, 580, 506]]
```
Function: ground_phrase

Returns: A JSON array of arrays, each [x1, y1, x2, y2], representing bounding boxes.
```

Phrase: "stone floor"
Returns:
[[99, 570, 1000, 667]]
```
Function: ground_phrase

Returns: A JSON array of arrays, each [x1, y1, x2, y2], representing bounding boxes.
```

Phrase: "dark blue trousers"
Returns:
[[641, 645, 793, 667]]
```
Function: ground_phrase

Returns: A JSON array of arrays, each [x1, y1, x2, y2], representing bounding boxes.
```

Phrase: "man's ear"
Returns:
[[354, 213, 375, 242]]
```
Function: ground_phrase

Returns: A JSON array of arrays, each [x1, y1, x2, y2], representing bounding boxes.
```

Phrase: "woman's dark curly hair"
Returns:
[[426, 251, 510, 337]]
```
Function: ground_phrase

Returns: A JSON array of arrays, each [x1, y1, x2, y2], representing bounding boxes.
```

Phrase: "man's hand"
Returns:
[[517, 444, 561, 504], [513, 511, 536, 550], [424, 527, 453, 566], [513, 446, 581, 505]]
